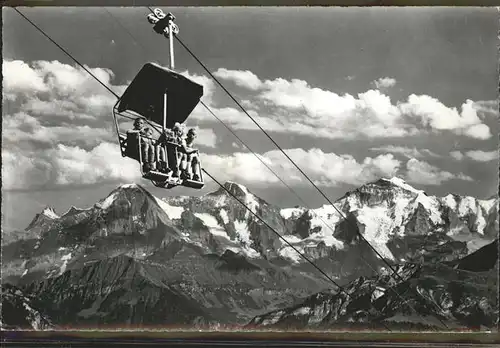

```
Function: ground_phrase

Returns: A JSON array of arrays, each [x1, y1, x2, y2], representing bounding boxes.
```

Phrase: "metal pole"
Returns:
[[168, 19, 175, 69], [163, 91, 167, 132]]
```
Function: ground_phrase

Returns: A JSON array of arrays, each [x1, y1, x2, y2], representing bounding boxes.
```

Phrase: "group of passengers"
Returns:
[[127, 117, 200, 182]]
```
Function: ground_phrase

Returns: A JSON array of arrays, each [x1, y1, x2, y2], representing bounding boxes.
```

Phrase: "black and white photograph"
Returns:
[[2, 6, 499, 332]]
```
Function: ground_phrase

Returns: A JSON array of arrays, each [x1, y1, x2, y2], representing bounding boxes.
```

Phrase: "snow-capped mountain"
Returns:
[[1, 178, 497, 329], [277, 177, 497, 264]]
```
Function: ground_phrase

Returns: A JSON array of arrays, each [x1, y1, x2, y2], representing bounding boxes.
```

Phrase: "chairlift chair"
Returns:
[[112, 62, 205, 189]]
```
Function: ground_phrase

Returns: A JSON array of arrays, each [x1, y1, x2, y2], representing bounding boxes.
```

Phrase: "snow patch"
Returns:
[[100, 192, 118, 210], [219, 209, 229, 224], [466, 239, 494, 253], [280, 207, 304, 220], [442, 194, 457, 210], [475, 205, 486, 235], [233, 220, 260, 258], [458, 196, 477, 216], [478, 198, 497, 213], [357, 206, 395, 260], [42, 207, 59, 219], [414, 194, 443, 225], [213, 194, 228, 208], [307, 205, 344, 249], [385, 177, 422, 194], [347, 194, 361, 212], [392, 197, 411, 235], [155, 197, 184, 219], [293, 307, 311, 316], [278, 235, 305, 263], [120, 183, 138, 189], [372, 287, 385, 301], [246, 194, 259, 216], [260, 310, 285, 326], [226, 181, 260, 216], [195, 213, 231, 240], [59, 252, 72, 275]]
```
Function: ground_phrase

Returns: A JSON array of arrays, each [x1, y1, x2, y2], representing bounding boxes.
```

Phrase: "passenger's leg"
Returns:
[[191, 154, 200, 181], [140, 140, 151, 172], [172, 151, 182, 178], [157, 146, 169, 173], [146, 142, 156, 171], [180, 153, 189, 179]]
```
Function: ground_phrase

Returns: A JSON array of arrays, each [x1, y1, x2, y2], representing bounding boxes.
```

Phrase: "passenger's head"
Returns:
[[133, 118, 145, 130], [187, 128, 196, 140], [144, 127, 153, 138], [173, 122, 184, 135]]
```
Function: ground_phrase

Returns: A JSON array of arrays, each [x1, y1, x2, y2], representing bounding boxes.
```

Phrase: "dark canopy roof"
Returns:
[[116, 62, 204, 128]]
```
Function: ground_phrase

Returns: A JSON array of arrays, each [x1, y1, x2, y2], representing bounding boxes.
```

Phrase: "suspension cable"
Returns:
[[143, 8, 444, 330], [103, 8, 149, 54], [14, 5, 346, 293], [13, 8, 120, 99], [104, 10, 437, 331], [164, 17, 449, 328], [15, 7, 444, 330]]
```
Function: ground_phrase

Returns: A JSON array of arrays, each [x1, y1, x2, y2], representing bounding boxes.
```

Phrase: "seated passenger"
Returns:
[[179, 128, 200, 181], [155, 128, 175, 173], [171, 123, 186, 179], [127, 117, 145, 135], [172, 123, 185, 144], [143, 127, 156, 171], [127, 117, 153, 172]]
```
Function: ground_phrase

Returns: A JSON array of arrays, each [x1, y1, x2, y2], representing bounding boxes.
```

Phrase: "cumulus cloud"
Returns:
[[405, 158, 472, 185], [3, 60, 489, 191], [471, 99, 498, 117], [204, 68, 492, 141], [372, 77, 397, 89], [400, 96, 491, 140], [450, 151, 465, 161], [450, 149, 497, 162], [2, 59, 221, 190], [464, 150, 497, 162], [202, 148, 401, 187], [370, 145, 440, 159], [3, 60, 124, 111], [2, 143, 141, 190], [3, 112, 114, 150], [2, 59, 126, 144], [179, 69, 217, 104], [214, 68, 263, 90]]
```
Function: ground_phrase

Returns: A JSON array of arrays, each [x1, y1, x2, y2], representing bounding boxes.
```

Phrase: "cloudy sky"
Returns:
[[2, 7, 498, 231]]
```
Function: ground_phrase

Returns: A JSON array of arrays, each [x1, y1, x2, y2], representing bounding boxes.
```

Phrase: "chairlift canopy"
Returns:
[[116, 62, 203, 128]]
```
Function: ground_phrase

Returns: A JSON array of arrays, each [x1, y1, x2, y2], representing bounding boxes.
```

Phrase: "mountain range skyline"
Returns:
[[6, 175, 498, 236], [2, 174, 497, 330], [2, 7, 498, 235]]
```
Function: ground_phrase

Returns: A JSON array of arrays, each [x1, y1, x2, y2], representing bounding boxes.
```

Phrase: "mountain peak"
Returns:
[[223, 181, 250, 196], [119, 183, 140, 190], [25, 206, 59, 231], [61, 205, 88, 217], [208, 181, 253, 198], [41, 206, 59, 219], [380, 177, 423, 194], [95, 183, 148, 210]]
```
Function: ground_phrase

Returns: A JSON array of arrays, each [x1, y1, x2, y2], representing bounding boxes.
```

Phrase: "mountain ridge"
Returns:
[[2, 177, 497, 330]]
